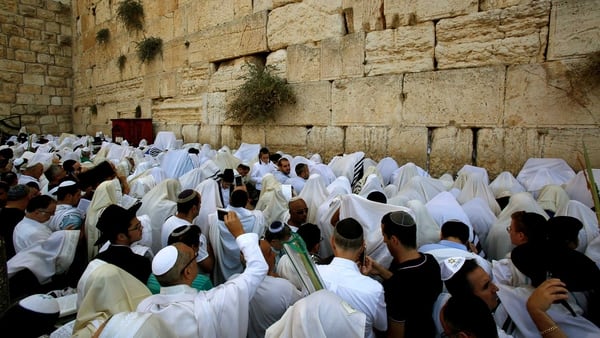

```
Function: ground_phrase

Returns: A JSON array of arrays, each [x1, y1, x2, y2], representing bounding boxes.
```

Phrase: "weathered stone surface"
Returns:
[[436, 1, 550, 69], [384, 0, 478, 27], [345, 126, 388, 160], [403, 66, 505, 127], [267, 2, 345, 50], [387, 126, 428, 167], [239, 125, 266, 145], [321, 32, 364, 80], [287, 42, 321, 83], [365, 22, 434, 76], [178, 63, 211, 96], [480, 0, 535, 10], [220, 125, 241, 147], [0, 59, 25, 72], [266, 126, 310, 154], [151, 97, 203, 125], [543, 128, 600, 170], [306, 126, 345, 161], [429, 127, 472, 177], [504, 61, 599, 127], [209, 56, 263, 92], [342, 0, 385, 33], [332, 75, 403, 125], [475, 128, 505, 178], [274, 81, 332, 126], [547, 0, 600, 60], [206, 91, 227, 125], [503, 128, 543, 174], [181, 124, 201, 143], [265, 49, 287, 79]]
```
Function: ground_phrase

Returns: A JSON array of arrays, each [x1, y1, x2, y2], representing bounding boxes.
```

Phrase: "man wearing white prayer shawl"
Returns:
[[456, 171, 501, 216], [48, 180, 85, 231], [563, 169, 600, 208], [298, 173, 329, 225], [210, 189, 265, 285], [390, 162, 429, 193], [137, 211, 268, 338], [178, 159, 221, 190], [461, 197, 498, 247], [516, 158, 575, 198], [84, 178, 122, 260], [160, 149, 194, 179], [255, 174, 289, 226], [194, 178, 224, 237], [94, 311, 176, 337], [13, 195, 57, 253], [315, 176, 352, 260], [536, 184, 570, 217], [265, 289, 366, 338], [375, 157, 399, 186], [555, 199, 599, 253]]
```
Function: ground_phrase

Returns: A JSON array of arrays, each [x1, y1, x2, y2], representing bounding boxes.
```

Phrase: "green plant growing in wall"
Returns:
[[117, 54, 127, 71], [96, 28, 110, 44], [117, 0, 144, 31], [136, 37, 162, 63], [90, 104, 98, 114], [226, 63, 296, 124]]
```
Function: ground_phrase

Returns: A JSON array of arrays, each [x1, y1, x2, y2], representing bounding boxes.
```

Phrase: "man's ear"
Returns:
[[330, 235, 336, 251]]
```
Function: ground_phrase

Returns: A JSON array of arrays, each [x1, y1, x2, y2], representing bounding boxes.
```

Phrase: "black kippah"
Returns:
[[336, 218, 363, 240]]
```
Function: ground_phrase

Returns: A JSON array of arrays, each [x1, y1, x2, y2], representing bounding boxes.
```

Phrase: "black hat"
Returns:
[[94, 202, 142, 246], [219, 168, 234, 183], [546, 216, 583, 246]]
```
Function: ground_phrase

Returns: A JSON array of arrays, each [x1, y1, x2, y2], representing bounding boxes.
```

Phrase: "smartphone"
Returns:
[[235, 175, 243, 186], [359, 247, 366, 266], [217, 208, 228, 221]]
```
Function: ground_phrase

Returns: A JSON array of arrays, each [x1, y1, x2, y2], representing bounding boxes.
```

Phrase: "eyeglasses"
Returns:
[[506, 225, 512, 233], [180, 251, 198, 275], [128, 221, 142, 232], [293, 208, 308, 215]]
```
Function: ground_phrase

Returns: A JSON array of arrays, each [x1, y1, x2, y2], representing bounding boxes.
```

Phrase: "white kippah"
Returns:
[[440, 256, 467, 281], [18, 294, 60, 314], [152, 246, 179, 276], [58, 180, 77, 188]]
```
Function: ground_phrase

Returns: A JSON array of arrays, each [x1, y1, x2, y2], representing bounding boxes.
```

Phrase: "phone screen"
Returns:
[[217, 209, 227, 221], [235, 176, 242, 186]]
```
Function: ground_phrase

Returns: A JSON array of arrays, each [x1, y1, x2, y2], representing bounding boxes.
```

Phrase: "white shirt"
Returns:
[[13, 216, 53, 253], [137, 233, 268, 338], [273, 170, 290, 185], [286, 176, 306, 195], [251, 161, 275, 191], [247, 275, 302, 338], [49, 204, 85, 231], [317, 257, 387, 338]]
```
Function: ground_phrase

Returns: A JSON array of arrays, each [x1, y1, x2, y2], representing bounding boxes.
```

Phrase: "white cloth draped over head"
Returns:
[[160, 149, 194, 179], [85, 178, 123, 260], [233, 143, 261, 167], [152, 131, 177, 151], [99, 311, 176, 338], [298, 173, 329, 225], [453, 164, 490, 190], [137, 178, 181, 253], [536, 184, 570, 214], [358, 173, 385, 198], [406, 199, 441, 247], [315, 177, 353, 259], [395, 176, 447, 205], [265, 289, 366, 338], [328, 151, 365, 193], [73, 260, 152, 338], [390, 162, 429, 194], [179, 159, 221, 190], [555, 200, 600, 253], [484, 192, 549, 260], [289, 156, 311, 179], [425, 192, 480, 249], [563, 169, 600, 208], [256, 174, 289, 225], [461, 197, 498, 246], [127, 167, 168, 199], [7, 230, 80, 283], [213, 147, 240, 172], [338, 194, 412, 267], [194, 178, 223, 237], [489, 171, 526, 199], [516, 158, 576, 197], [456, 171, 501, 216], [309, 163, 337, 186], [375, 157, 399, 186]]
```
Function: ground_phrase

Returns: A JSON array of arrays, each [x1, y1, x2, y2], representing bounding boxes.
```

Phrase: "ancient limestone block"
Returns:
[[321, 32, 364, 80], [181, 124, 201, 143], [387, 126, 428, 168], [94, 0, 111, 23], [503, 128, 543, 174], [266, 126, 309, 151], [240, 125, 267, 145], [345, 126, 388, 160], [253, 0, 273, 12], [480, 0, 535, 10], [403, 66, 505, 127], [209, 56, 263, 92], [198, 124, 221, 145], [385, 0, 478, 27], [184, 0, 234, 33], [547, 0, 600, 60], [474, 128, 505, 178], [436, 1, 550, 69], [306, 126, 345, 161], [188, 11, 267, 62], [332, 75, 403, 125], [365, 22, 435, 76], [543, 128, 600, 170], [269, 81, 331, 126], [343, 0, 385, 33], [234, 0, 253, 17], [429, 127, 472, 177], [39, 115, 56, 124], [152, 97, 203, 125], [504, 61, 599, 127], [267, 2, 345, 51], [287, 42, 321, 83], [266, 49, 287, 79], [206, 91, 227, 125], [178, 63, 211, 96]]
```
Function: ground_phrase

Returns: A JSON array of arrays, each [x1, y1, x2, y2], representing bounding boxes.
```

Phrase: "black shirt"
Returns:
[[0, 207, 25, 259], [95, 245, 152, 284]]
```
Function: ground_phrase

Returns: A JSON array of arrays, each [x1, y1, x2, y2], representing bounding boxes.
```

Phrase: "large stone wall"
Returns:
[[4, 0, 600, 177], [0, 0, 72, 135]]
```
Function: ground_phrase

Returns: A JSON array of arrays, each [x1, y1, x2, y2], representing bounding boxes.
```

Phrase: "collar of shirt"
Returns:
[[438, 240, 468, 251], [330, 256, 360, 272]]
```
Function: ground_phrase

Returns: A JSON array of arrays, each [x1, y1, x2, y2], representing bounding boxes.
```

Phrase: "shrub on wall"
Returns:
[[136, 37, 162, 63], [226, 63, 296, 124], [117, 54, 127, 71], [96, 28, 110, 44], [117, 0, 144, 31]]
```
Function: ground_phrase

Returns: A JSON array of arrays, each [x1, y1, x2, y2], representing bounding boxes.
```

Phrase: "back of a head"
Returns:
[[443, 295, 499, 338], [546, 216, 583, 248], [167, 225, 201, 248], [270, 153, 282, 164], [62, 159, 77, 173], [441, 220, 470, 244], [0, 294, 60, 337], [297, 223, 321, 251], [265, 221, 291, 242], [334, 218, 363, 251], [176, 189, 199, 213], [7, 184, 29, 202], [230, 189, 249, 207], [26, 194, 54, 213], [381, 211, 417, 248], [56, 180, 80, 200], [511, 211, 547, 244], [295, 163, 307, 176], [366, 191, 387, 204]]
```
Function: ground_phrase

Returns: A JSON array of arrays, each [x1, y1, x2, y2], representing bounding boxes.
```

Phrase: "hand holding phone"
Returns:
[[217, 208, 228, 221], [235, 175, 243, 186]]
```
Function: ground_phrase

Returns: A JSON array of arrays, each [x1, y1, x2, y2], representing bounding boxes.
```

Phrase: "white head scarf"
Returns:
[[390, 162, 429, 193], [489, 171, 526, 199], [178, 159, 221, 190], [137, 179, 181, 253], [562, 169, 600, 208], [456, 171, 501, 216], [516, 158, 575, 197], [375, 157, 399, 186], [536, 184, 570, 215], [298, 173, 329, 225], [85, 179, 122, 260], [461, 197, 497, 246], [406, 199, 440, 247]]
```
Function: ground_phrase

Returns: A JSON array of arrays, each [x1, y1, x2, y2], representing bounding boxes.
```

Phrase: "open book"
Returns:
[[282, 232, 325, 294]]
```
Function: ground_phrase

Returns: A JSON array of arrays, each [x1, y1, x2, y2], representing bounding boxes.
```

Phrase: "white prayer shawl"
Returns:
[[555, 199, 600, 252], [536, 184, 571, 214], [160, 149, 194, 179], [326, 176, 352, 196], [179, 159, 221, 190], [233, 143, 261, 166], [491, 257, 531, 287], [265, 289, 366, 338], [438, 173, 455, 190], [457, 172, 502, 216], [563, 169, 600, 208], [489, 171, 526, 199], [310, 162, 337, 186], [188, 153, 201, 168], [375, 157, 399, 186], [137, 178, 181, 253], [315, 177, 352, 258], [74, 260, 152, 338], [484, 192, 549, 260], [98, 311, 176, 338], [396, 176, 447, 204], [152, 131, 177, 151], [328, 151, 365, 192], [406, 199, 441, 247], [137, 233, 268, 338], [131, 214, 154, 256], [256, 174, 289, 225], [213, 148, 241, 171], [85, 178, 121, 260], [425, 191, 476, 244], [461, 197, 498, 246], [286, 176, 306, 195], [49, 203, 85, 231], [290, 155, 311, 179], [128, 174, 157, 199], [194, 178, 224, 238], [13, 217, 53, 253], [496, 283, 600, 338], [298, 173, 329, 225], [358, 173, 385, 198], [276, 254, 306, 293], [383, 184, 398, 199], [339, 194, 411, 267], [454, 164, 490, 189], [585, 235, 600, 269], [516, 158, 576, 197], [7, 230, 80, 284], [390, 162, 429, 193]]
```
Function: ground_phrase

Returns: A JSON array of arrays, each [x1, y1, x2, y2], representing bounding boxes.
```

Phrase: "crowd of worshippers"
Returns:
[[0, 130, 599, 338]]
